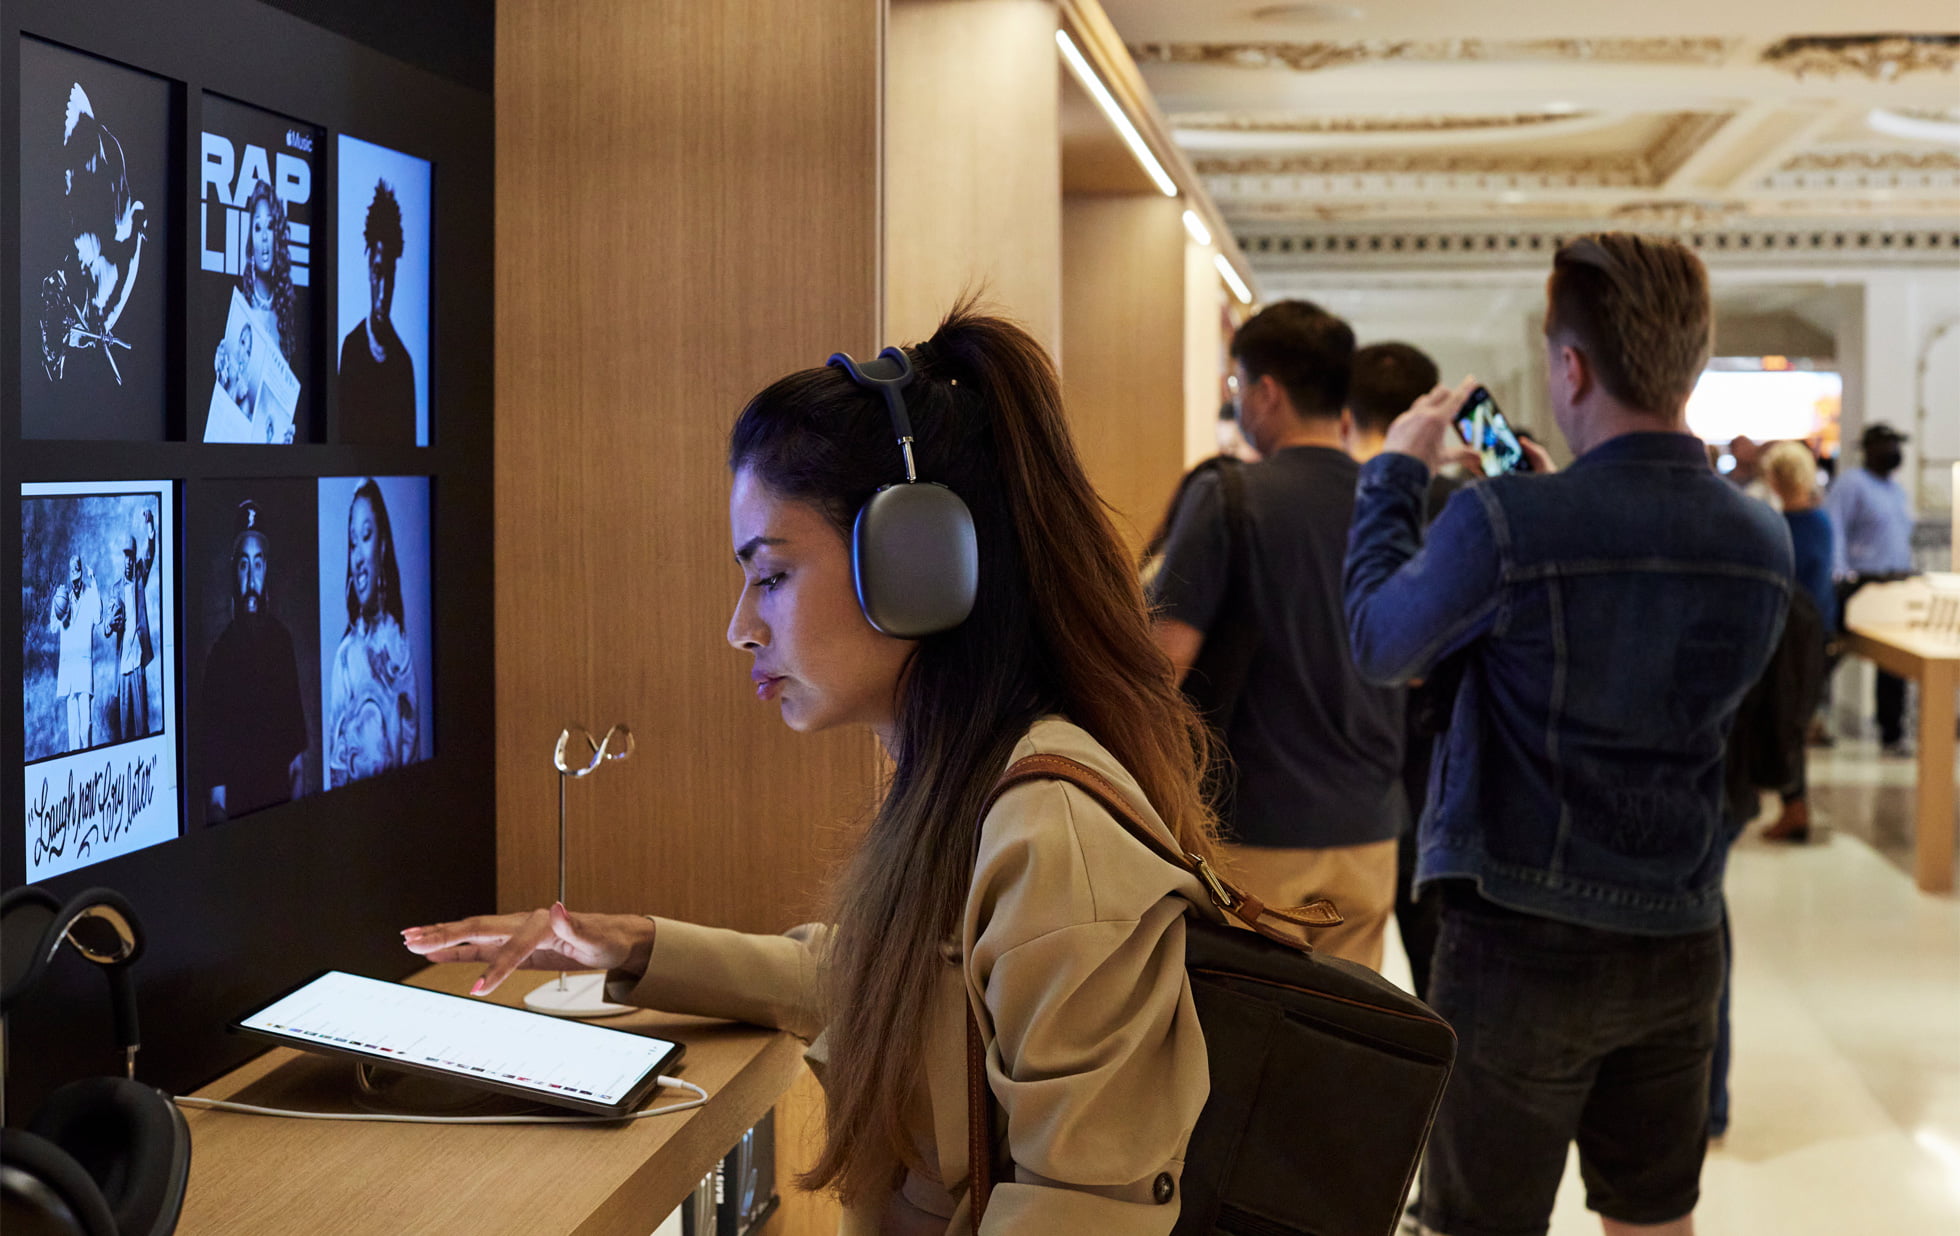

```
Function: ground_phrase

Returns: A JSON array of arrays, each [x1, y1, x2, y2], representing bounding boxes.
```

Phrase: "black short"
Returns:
[[1418, 894, 1723, 1236]]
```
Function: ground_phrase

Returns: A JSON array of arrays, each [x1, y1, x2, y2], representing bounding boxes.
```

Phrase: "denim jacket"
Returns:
[[1345, 433, 1792, 935]]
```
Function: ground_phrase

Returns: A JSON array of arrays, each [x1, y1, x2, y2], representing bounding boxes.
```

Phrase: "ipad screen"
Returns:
[[237, 970, 680, 1111]]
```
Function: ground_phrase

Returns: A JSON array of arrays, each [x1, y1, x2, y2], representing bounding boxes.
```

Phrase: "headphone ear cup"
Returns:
[[27, 1078, 190, 1236], [2, 1127, 118, 1236], [852, 483, 978, 638]]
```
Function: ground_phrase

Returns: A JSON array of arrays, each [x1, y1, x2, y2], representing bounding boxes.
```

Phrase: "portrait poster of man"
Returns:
[[189, 480, 321, 824], [336, 136, 432, 447], [21, 482, 179, 881], [17, 39, 171, 440], [199, 97, 321, 444], [317, 476, 433, 790]]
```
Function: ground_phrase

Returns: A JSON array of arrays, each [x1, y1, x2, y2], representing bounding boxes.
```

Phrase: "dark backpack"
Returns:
[[967, 755, 1456, 1236], [1153, 458, 1261, 819]]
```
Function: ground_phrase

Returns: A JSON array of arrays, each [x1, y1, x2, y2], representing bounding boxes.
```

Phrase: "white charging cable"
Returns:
[[173, 1075, 708, 1125]]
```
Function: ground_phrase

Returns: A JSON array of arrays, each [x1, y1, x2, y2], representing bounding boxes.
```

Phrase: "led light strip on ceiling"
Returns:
[[1213, 253, 1252, 304], [1056, 28, 1177, 197], [1056, 22, 1255, 306]]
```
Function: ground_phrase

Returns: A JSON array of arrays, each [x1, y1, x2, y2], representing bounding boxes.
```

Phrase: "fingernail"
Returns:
[[470, 979, 484, 995]]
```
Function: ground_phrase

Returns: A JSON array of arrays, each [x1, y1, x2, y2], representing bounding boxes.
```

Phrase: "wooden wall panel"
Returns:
[[496, 0, 884, 937], [1185, 241, 1229, 468], [1061, 194, 1190, 555], [887, 0, 1063, 351]]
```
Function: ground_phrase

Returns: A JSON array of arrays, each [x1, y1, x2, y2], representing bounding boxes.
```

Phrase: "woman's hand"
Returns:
[[401, 904, 656, 997]]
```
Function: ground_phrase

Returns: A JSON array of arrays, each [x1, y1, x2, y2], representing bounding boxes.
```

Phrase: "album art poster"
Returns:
[[337, 136, 432, 446], [17, 39, 171, 440], [189, 480, 321, 824], [317, 477, 433, 790], [200, 98, 321, 444], [21, 482, 179, 880]]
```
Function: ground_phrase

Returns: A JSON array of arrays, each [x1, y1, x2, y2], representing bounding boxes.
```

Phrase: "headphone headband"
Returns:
[[1, 886, 145, 1077], [828, 347, 919, 481]]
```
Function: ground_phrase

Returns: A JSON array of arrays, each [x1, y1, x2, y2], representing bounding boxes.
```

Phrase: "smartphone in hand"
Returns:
[[1453, 387, 1534, 477]]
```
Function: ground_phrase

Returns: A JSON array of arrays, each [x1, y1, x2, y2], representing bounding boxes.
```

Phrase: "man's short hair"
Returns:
[[1231, 299, 1354, 419], [1545, 233, 1710, 416], [1348, 342, 1440, 434]]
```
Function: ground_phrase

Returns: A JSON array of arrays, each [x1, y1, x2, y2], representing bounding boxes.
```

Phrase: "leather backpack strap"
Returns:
[[963, 752, 1347, 1226], [985, 754, 1343, 949], [966, 1003, 994, 1227]]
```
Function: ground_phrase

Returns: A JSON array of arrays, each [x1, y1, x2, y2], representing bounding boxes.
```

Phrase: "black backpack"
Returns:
[[967, 754, 1457, 1236]]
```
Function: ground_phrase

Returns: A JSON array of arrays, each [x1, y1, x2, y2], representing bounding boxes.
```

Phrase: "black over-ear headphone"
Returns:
[[1, 886, 190, 1236], [827, 347, 979, 638]]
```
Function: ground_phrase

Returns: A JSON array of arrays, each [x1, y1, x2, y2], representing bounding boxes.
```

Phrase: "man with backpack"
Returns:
[[1345, 233, 1792, 1236], [1151, 300, 1406, 970]]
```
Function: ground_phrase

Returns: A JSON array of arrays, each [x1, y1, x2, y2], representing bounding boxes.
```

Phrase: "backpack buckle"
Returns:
[[1189, 853, 1239, 912]]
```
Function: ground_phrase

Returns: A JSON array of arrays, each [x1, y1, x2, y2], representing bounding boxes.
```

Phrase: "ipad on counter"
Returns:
[[231, 969, 685, 1117]]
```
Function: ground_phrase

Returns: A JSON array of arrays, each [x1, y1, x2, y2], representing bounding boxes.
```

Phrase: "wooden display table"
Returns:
[[176, 966, 803, 1235], [1843, 623, 1960, 893]]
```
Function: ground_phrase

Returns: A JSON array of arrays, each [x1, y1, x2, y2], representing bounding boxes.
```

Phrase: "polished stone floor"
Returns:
[[1387, 731, 1960, 1235]]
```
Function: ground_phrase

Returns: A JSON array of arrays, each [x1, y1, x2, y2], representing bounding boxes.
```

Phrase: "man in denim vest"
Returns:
[[1345, 233, 1792, 1236]]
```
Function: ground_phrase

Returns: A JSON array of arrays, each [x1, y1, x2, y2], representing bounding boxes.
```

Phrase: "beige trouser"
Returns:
[[1217, 838, 1399, 972]]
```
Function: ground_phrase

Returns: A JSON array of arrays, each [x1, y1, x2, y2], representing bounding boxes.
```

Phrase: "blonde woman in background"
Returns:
[[1759, 440, 1835, 842]]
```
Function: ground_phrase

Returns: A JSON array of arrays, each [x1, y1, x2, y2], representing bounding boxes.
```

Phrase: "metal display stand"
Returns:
[[523, 724, 636, 1018]]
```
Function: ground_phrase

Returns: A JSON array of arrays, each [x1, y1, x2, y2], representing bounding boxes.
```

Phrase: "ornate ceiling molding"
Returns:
[[1781, 149, 1960, 172], [1610, 199, 1747, 228], [1235, 222, 1960, 271], [1647, 112, 1735, 184], [1202, 151, 1636, 177], [1761, 34, 1960, 81], [1195, 112, 1728, 189], [1130, 37, 1734, 73], [1170, 111, 1591, 135]]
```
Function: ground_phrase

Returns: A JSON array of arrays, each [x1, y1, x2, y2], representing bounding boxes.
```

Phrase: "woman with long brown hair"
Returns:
[[404, 302, 1221, 1232]]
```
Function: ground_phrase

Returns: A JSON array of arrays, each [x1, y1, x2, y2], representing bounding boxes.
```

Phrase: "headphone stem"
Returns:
[[899, 438, 920, 485]]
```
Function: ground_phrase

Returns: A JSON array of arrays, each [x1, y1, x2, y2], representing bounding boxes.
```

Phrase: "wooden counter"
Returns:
[[1843, 623, 1960, 894], [176, 967, 805, 1235]]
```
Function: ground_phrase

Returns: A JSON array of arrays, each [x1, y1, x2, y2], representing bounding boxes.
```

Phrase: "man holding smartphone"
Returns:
[[1344, 233, 1792, 1236]]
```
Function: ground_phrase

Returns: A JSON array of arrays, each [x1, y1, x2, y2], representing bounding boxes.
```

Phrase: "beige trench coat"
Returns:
[[615, 718, 1214, 1234]]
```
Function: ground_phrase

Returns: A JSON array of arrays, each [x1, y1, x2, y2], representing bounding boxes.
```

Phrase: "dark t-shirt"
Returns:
[[200, 615, 308, 818], [1152, 445, 1405, 848], [338, 317, 417, 445]]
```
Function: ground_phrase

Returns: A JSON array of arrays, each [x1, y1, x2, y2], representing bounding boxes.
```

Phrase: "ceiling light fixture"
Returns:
[[1057, 29, 1178, 197], [1182, 209, 1213, 246], [1866, 106, 1960, 146], [1215, 253, 1253, 305]]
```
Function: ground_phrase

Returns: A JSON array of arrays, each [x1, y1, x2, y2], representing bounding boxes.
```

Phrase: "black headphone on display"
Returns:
[[827, 347, 979, 638], [1, 886, 189, 1236]]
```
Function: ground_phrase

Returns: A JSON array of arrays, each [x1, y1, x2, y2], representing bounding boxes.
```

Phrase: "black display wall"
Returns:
[[2, 0, 494, 1120]]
